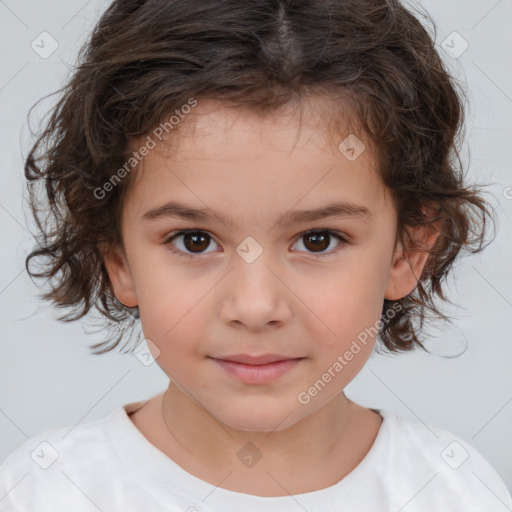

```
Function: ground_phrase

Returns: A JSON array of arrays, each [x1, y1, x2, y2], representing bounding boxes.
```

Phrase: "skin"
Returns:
[[100, 97, 440, 497]]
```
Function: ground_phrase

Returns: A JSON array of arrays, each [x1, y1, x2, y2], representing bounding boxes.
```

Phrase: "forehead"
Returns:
[[123, 98, 393, 225], [147, 97, 365, 160]]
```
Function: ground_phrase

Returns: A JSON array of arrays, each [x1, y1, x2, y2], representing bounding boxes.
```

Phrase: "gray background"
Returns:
[[1, 0, 511, 497]]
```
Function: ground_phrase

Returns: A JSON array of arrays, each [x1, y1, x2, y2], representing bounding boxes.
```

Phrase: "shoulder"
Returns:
[[376, 409, 512, 510], [0, 408, 121, 511]]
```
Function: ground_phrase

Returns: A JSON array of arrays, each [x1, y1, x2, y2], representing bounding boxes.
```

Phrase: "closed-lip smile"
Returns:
[[209, 354, 304, 384], [211, 353, 303, 365]]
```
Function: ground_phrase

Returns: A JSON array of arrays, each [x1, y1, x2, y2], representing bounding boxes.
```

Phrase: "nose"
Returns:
[[218, 255, 292, 332]]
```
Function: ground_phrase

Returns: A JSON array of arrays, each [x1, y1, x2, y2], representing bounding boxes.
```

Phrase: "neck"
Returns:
[[159, 381, 363, 496]]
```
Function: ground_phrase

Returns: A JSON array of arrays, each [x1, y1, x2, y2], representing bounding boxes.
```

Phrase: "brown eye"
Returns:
[[182, 232, 210, 253], [165, 230, 219, 257], [303, 231, 330, 252], [293, 229, 347, 256]]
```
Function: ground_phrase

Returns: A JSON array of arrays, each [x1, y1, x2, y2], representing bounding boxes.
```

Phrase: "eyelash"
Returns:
[[163, 228, 350, 259]]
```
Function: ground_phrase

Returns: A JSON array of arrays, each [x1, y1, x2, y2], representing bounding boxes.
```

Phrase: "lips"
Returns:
[[209, 354, 304, 385], [212, 354, 300, 365]]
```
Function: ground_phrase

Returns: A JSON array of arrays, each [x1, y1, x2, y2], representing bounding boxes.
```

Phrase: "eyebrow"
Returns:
[[141, 200, 373, 228]]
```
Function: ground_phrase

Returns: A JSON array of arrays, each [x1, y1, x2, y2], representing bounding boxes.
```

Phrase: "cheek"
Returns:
[[293, 257, 386, 342], [133, 251, 213, 333], [140, 307, 206, 386], [136, 277, 206, 359]]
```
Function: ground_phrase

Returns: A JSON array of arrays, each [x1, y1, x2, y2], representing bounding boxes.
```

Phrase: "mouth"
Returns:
[[212, 353, 302, 365], [208, 355, 305, 385]]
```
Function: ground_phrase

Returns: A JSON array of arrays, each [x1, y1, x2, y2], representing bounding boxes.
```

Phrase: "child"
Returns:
[[1, 0, 510, 510]]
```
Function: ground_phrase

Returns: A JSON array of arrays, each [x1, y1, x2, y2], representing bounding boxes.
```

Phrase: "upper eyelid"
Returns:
[[166, 227, 347, 240], [166, 228, 348, 251]]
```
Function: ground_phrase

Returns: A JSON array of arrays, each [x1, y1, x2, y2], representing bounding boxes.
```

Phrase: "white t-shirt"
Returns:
[[1, 399, 511, 511]]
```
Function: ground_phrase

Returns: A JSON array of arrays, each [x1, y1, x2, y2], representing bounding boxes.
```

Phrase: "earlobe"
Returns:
[[384, 223, 441, 301], [98, 243, 138, 307]]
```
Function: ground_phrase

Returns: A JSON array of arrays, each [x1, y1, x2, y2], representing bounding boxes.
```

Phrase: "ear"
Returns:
[[384, 209, 442, 301], [98, 243, 138, 307]]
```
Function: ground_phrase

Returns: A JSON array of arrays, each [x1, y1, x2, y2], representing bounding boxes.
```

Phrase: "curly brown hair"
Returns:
[[24, 0, 497, 355]]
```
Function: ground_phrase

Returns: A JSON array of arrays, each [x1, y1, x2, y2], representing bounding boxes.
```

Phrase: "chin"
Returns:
[[214, 404, 305, 433]]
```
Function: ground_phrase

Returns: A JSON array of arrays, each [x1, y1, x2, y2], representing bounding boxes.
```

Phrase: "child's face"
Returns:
[[103, 98, 429, 432]]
